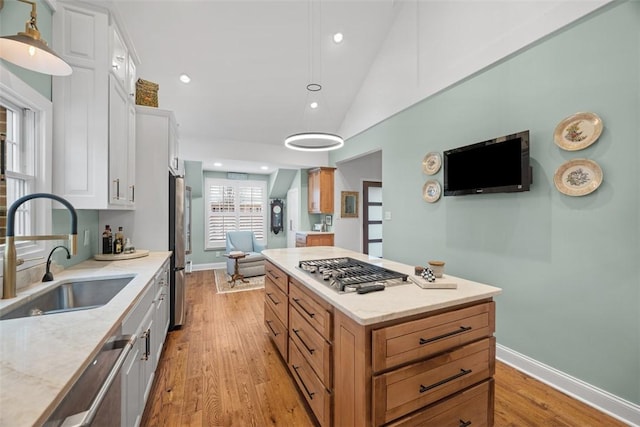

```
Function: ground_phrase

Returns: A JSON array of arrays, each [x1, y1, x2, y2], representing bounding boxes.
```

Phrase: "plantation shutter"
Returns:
[[205, 178, 267, 249]]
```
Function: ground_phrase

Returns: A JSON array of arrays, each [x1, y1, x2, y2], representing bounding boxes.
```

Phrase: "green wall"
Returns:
[[52, 209, 99, 268], [0, 0, 53, 99], [331, 1, 640, 404]]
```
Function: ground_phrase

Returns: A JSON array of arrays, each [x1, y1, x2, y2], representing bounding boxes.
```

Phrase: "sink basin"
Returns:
[[0, 276, 134, 320]]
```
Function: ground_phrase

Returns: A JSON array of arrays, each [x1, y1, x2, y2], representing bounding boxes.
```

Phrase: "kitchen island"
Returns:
[[0, 252, 171, 427], [262, 247, 502, 426]]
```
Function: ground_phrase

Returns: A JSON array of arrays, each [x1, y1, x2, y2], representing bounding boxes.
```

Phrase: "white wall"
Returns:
[[180, 135, 330, 171], [333, 151, 382, 252], [339, 0, 614, 140]]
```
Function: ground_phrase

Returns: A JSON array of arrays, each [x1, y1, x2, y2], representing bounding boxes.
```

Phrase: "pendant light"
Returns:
[[284, 0, 344, 152], [0, 0, 72, 76]]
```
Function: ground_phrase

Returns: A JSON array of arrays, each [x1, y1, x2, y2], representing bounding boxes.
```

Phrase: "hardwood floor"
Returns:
[[142, 271, 627, 427]]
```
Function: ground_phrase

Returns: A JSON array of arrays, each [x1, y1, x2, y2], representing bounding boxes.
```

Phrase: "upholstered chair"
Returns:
[[225, 231, 266, 277]]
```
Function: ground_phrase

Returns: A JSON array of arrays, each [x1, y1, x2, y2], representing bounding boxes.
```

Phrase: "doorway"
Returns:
[[363, 181, 382, 257], [286, 187, 299, 248]]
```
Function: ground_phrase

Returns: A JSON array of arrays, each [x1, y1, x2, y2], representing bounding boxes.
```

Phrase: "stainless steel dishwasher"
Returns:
[[43, 330, 135, 427]]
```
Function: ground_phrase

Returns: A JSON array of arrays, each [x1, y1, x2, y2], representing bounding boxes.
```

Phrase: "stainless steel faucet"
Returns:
[[3, 193, 78, 299]]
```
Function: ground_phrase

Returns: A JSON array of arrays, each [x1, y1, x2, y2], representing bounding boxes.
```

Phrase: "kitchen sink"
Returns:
[[0, 276, 134, 320]]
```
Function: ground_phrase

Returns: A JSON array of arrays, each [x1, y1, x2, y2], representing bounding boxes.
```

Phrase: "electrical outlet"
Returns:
[[84, 229, 90, 246], [216, 251, 221, 257]]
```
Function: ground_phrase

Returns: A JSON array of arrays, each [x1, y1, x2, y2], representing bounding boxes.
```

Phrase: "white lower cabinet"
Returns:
[[121, 259, 171, 426]]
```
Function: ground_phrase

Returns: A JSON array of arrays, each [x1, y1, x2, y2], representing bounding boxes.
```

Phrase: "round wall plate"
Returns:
[[554, 158, 603, 196], [422, 152, 442, 175], [554, 112, 603, 151], [422, 180, 441, 203]]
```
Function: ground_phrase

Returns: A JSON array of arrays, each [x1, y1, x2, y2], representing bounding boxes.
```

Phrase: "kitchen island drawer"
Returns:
[[290, 305, 332, 387], [373, 337, 495, 426], [387, 379, 494, 427], [264, 302, 288, 361], [265, 276, 288, 325], [289, 338, 331, 427], [265, 260, 288, 294], [289, 277, 332, 341], [372, 301, 494, 372]]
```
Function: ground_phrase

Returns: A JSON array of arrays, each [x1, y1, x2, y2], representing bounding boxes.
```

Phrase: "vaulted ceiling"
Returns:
[[115, 0, 399, 171]]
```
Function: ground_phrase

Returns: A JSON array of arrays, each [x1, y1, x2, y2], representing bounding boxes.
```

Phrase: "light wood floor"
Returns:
[[142, 271, 627, 427]]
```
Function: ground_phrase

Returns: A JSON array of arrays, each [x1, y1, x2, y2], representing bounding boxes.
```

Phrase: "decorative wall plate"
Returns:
[[554, 158, 603, 196], [422, 180, 441, 203], [422, 152, 442, 175], [554, 112, 603, 151]]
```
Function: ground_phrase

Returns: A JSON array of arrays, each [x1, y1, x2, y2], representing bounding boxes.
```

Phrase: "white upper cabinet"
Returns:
[[110, 24, 127, 88], [52, 1, 139, 209]]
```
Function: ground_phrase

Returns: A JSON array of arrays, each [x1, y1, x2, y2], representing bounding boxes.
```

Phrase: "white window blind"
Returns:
[[205, 178, 266, 249]]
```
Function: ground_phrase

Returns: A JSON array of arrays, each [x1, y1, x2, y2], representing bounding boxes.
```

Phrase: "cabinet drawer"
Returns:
[[373, 302, 494, 372], [290, 306, 332, 387], [388, 379, 493, 427], [264, 302, 288, 362], [265, 260, 287, 294], [289, 277, 332, 341], [265, 276, 288, 326], [373, 337, 495, 426], [296, 234, 307, 245], [289, 338, 331, 427]]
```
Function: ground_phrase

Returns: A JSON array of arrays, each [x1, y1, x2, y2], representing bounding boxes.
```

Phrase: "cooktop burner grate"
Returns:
[[298, 257, 408, 292]]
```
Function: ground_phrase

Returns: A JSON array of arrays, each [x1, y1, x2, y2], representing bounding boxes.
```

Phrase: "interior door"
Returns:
[[286, 188, 299, 248], [363, 181, 383, 257]]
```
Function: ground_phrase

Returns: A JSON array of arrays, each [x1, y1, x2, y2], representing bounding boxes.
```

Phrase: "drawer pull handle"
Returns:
[[419, 326, 472, 345], [267, 269, 279, 280], [419, 368, 472, 394], [265, 320, 280, 336], [266, 292, 280, 305], [292, 365, 315, 400], [292, 297, 315, 318], [459, 420, 472, 427], [292, 329, 315, 354]]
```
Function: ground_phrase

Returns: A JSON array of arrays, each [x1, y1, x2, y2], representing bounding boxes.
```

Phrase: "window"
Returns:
[[1, 100, 37, 244], [0, 64, 53, 272], [205, 178, 267, 249]]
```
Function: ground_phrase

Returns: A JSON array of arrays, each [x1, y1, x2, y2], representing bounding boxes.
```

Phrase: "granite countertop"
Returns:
[[262, 247, 502, 326], [0, 251, 171, 427]]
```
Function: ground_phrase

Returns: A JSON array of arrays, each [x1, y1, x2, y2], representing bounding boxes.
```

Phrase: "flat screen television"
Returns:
[[443, 130, 531, 196]]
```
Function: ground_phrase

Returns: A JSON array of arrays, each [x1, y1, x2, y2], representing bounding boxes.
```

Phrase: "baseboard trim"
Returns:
[[191, 262, 225, 272], [497, 344, 640, 426]]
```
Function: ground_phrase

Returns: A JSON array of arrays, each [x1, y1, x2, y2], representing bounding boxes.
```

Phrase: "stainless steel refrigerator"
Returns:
[[169, 173, 186, 328]]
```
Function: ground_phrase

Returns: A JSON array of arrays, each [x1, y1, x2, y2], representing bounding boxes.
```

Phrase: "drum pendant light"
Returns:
[[0, 0, 72, 76], [284, 0, 343, 152]]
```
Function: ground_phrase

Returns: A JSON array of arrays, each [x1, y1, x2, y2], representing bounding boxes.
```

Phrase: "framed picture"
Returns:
[[341, 191, 359, 218], [325, 215, 332, 226]]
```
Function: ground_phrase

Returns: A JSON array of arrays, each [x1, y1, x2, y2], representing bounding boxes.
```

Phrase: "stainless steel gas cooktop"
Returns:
[[298, 257, 408, 293]]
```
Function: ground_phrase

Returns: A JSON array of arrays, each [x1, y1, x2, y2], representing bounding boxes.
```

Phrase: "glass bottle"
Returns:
[[102, 225, 113, 254], [114, 226, 124, 254]]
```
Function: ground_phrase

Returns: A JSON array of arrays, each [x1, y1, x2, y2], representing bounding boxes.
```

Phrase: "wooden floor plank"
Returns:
[[142, 271, 626, 427]]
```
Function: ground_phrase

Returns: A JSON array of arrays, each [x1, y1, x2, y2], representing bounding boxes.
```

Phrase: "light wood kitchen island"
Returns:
[[262, 247, 502, 427]]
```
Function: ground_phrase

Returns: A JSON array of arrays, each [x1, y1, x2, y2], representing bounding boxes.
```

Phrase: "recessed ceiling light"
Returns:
[[333, 33, 344, 44], [260, 166, 269, 171], [179, 74, 191, 83], [310, 101, 318, 109], [213, 162, 222, 167]]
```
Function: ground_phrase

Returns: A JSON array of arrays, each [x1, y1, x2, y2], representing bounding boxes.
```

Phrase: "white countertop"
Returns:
[[0, 252, 171, 427], [295, 231, 334, 235], [262, 247, 502, 326]]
